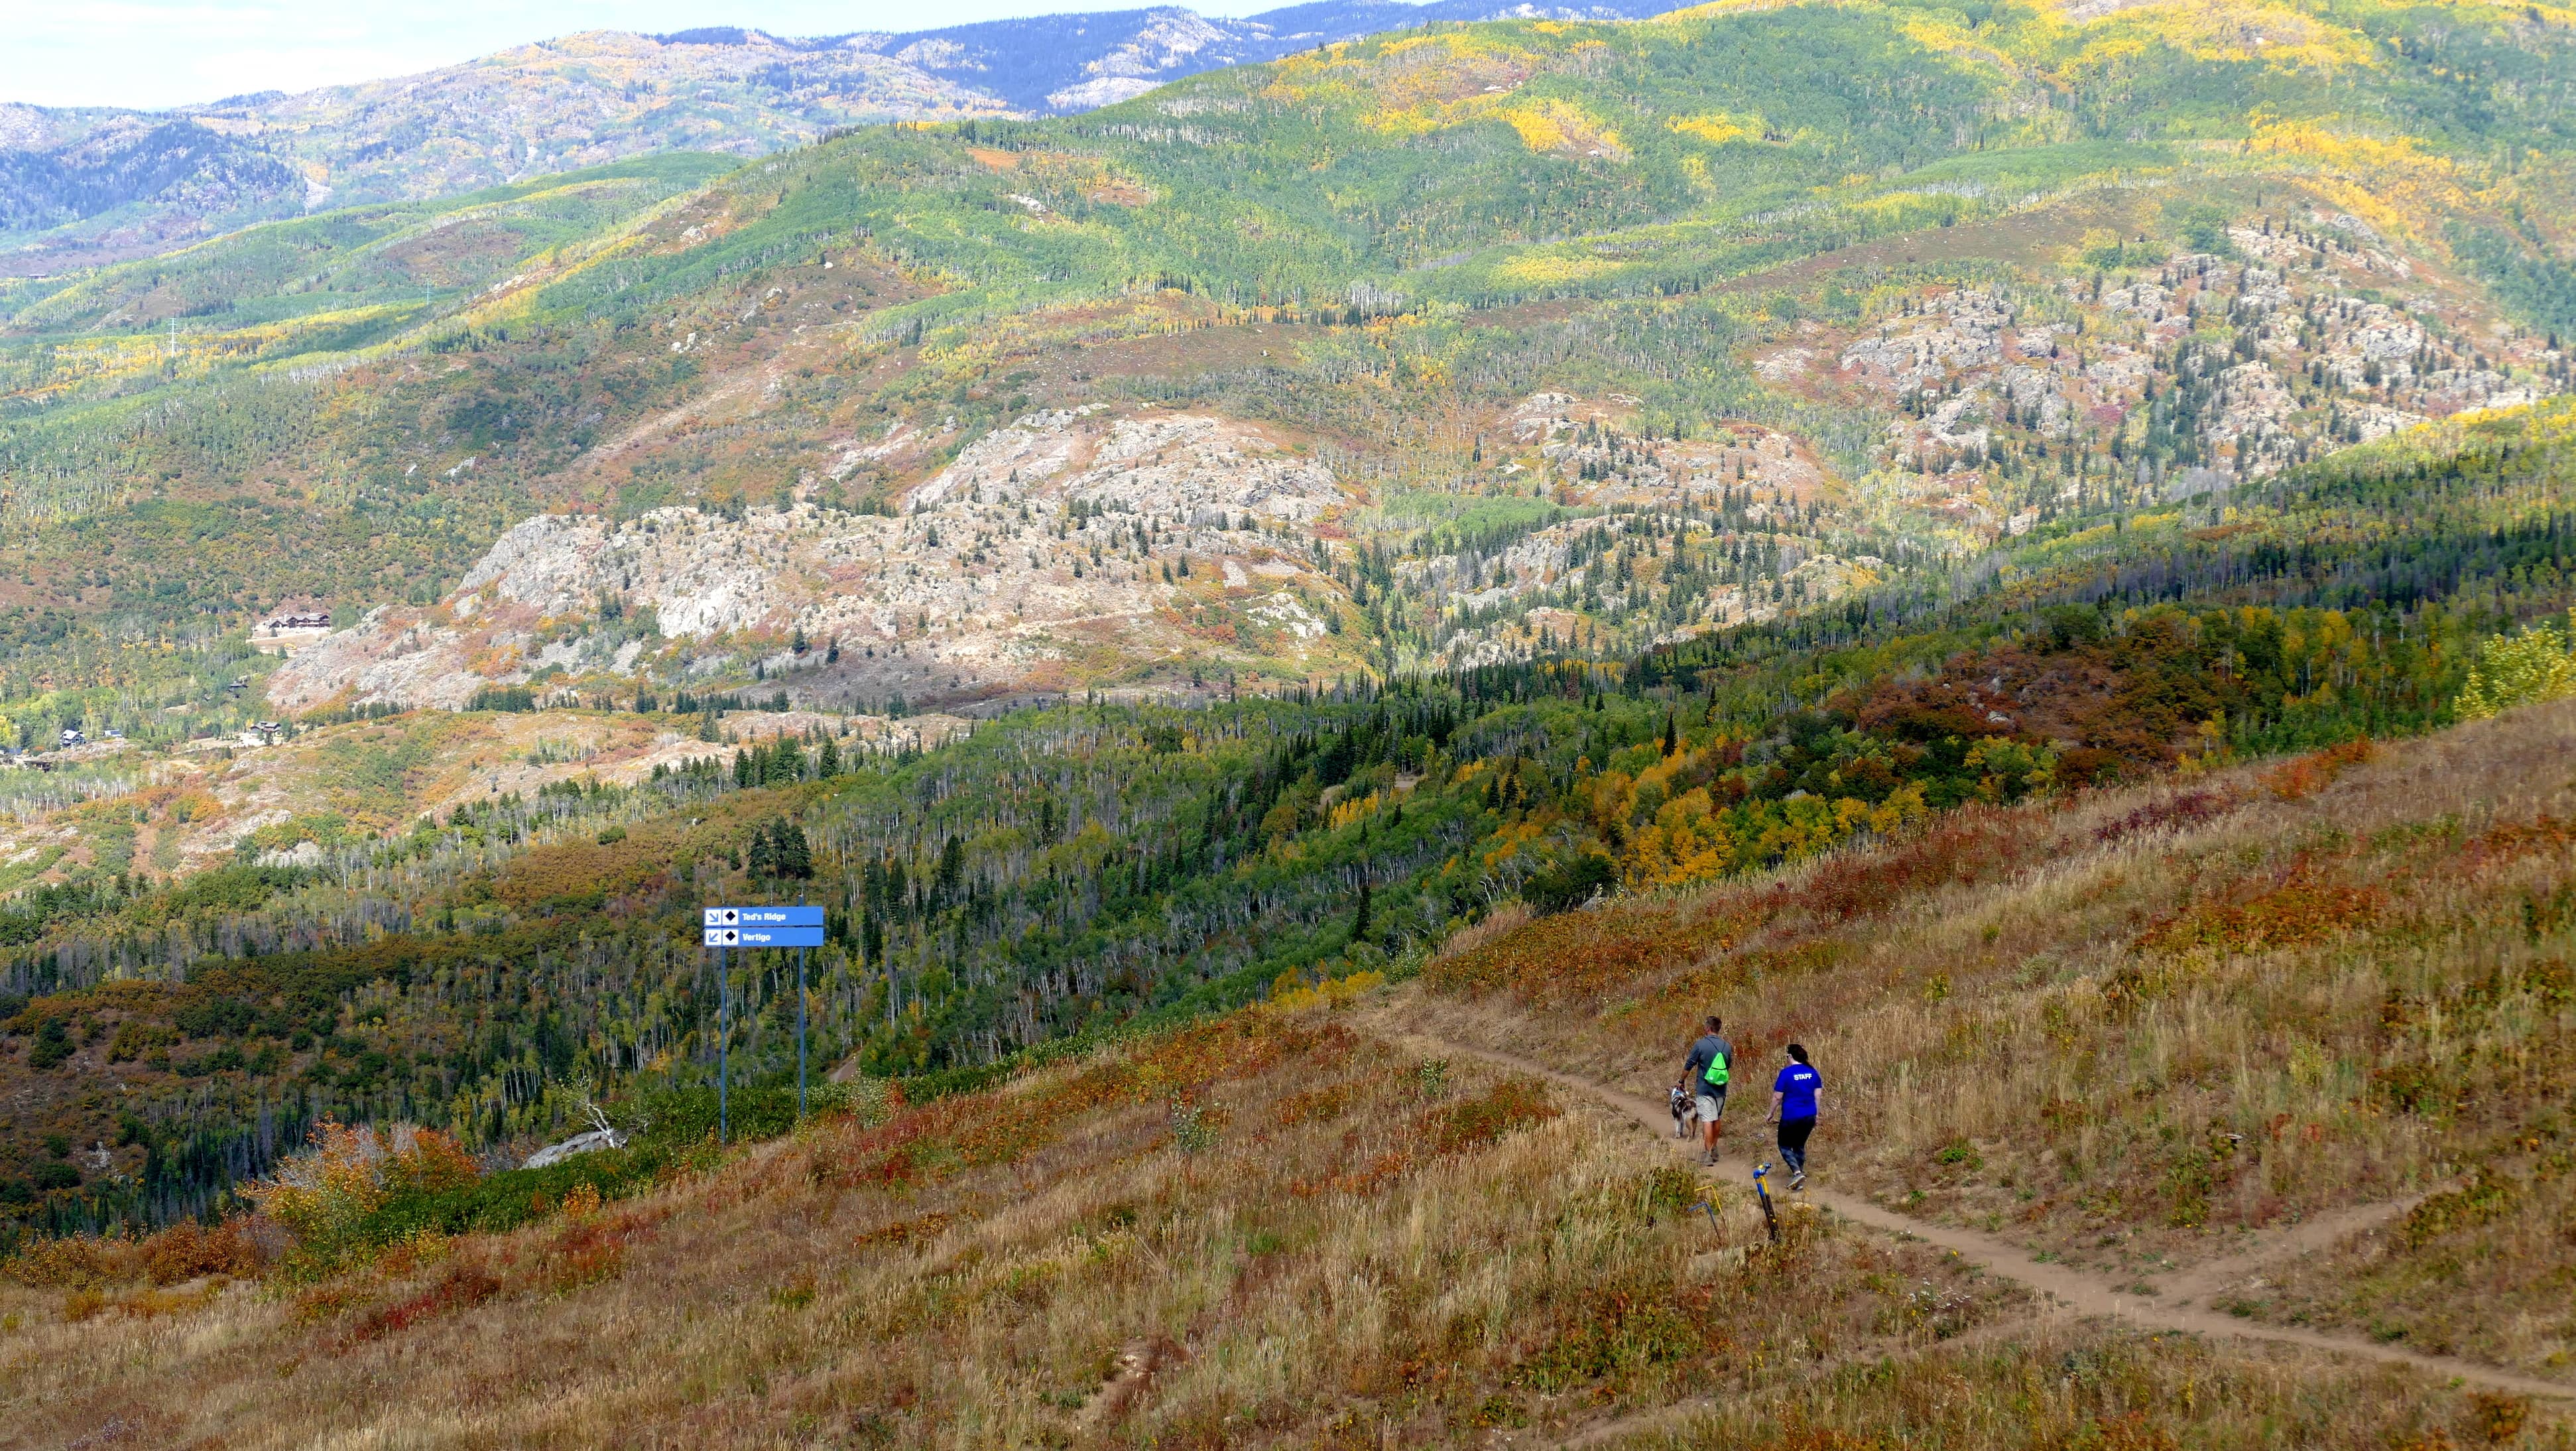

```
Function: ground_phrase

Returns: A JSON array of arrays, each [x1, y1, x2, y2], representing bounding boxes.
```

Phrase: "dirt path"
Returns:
[[1390, 1029, 2576, 1434], [2158, 1190, 2439, 1308]]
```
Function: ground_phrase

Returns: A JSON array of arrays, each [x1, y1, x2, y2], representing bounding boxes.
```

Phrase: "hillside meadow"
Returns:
[[0, 696, 2570, 1446]]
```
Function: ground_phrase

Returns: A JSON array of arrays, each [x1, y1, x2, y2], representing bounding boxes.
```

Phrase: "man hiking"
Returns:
[[1771, 1043, 1823, 1191], [1676, 1016, 1732, 1167]]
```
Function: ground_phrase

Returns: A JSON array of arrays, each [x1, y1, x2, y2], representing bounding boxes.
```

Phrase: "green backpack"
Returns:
[[1702, 1048, 1729, 1088]]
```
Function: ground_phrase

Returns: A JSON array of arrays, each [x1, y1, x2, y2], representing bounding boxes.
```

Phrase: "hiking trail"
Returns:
[[1382, 1028, 2573, 1446]]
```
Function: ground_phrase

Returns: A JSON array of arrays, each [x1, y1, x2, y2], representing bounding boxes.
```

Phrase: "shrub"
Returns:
[[240, 1121, 480, 1251], [28, 1016, 71, 1069], [1429, 903, 1709, 1005], [143, 1218, 268, 1284], [2260, 737, 2373, 799], [347, 1262, 503, 1343], [2401, 1170, 2516, 1248], [1522, 852, 1615, 913], [6, 1233, 139, 1289], [2455, 609, 2576, 720], [1516, 1277, 1717, 1393]]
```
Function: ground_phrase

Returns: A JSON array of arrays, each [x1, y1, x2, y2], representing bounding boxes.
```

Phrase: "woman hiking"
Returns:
[[1771, 1043, 1823, 1191]]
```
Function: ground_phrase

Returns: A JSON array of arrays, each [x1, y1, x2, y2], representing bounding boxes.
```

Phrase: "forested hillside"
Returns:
[[2, 389, 2571, 1237], [1, 0, 2575, 1260], [0, 2, 1687, 275]]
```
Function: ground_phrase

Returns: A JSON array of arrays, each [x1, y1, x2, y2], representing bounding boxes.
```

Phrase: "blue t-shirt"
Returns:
[[1774, 1062, 1821, 1120]]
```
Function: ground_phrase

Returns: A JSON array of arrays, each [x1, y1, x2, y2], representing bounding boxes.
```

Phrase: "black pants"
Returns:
[[1777, 1116, 1815, 1174]]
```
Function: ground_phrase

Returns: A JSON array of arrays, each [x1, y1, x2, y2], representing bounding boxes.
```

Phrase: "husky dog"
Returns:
[[1669, 1084, 1699, 1139]]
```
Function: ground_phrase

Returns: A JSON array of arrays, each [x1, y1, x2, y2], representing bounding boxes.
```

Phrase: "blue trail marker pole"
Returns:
[[701, 905, 825, 1141], [717, 942, 730, 1145], [796, 895, 809, 1123]]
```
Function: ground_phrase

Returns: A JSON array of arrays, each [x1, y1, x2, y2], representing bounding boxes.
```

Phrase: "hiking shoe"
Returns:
[[1790, 1171, 1806, 1192]]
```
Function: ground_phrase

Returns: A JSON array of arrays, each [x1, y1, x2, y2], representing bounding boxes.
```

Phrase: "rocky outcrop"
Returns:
[[269, 408, 1365, 713]]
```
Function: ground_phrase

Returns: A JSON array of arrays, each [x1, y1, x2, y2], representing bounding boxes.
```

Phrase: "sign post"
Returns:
[[704, 905, 828, 1141], [795, 897, 810, 1124], [716, 942, 729, 1143]]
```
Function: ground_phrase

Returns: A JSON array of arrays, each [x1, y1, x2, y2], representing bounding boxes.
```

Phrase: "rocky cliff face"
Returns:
[[267, 408, 1367, 714]]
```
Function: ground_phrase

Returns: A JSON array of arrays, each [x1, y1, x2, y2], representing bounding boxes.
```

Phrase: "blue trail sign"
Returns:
[[702, 905, 824, 947], [703, 905, 824, 927], [702, 903, 825, 1142], [704, 925, 826, 947]]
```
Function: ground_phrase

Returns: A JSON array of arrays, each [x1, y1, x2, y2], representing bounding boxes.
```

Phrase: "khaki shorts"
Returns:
[[1695, 1088, 1726, 1121]]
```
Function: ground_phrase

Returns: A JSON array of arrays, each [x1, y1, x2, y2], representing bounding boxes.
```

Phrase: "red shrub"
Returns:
[[1419, 1078, 1560, 1154], [345, 1262, 501, 1344], [2093, 790, 2239, 844]]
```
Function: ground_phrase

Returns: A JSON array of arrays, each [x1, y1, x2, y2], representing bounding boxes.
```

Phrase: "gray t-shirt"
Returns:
[[1682, 1033, 1733, 1090]]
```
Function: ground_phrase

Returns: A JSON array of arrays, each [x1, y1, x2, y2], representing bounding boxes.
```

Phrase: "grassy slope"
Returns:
[[1408, 694, 2576, 1385], [3, 698, 2570, 1445]]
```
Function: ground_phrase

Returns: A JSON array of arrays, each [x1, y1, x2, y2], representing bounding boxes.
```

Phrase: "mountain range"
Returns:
[[0, 1, 1682, 275]]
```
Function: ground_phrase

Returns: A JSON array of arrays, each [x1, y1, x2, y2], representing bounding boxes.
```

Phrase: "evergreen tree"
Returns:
[[776, 818, 814, 880], [763, 739, 799, 787], [733, 749, 753, 789], [935, 834, 964, 903]]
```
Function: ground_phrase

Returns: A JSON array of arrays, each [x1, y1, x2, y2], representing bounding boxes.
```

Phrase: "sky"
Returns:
[[0, 0, 1280, 111]]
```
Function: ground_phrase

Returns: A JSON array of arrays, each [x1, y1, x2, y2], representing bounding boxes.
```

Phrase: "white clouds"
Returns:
[[0, 0, 1278, 109]]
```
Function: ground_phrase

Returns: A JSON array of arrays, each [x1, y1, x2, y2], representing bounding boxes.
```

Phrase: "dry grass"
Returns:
[[2218, 1151, 2576, 1378], [0, 1007, 2016, 1448], [1607, 1324, 2571, 1450], [1393, 698, 2576, 1379], [5, 703, 2573, 1444]]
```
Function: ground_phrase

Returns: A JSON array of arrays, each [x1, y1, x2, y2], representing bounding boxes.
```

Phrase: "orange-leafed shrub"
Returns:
[[143, 1217, 270, 1284], [2455, 815, 2576, 870], [383, 1127, 482, 1198], [5, 1232, 141, 1289], [3, 1215, 271, 1291], [538, 1209, 650, 1293], [2260, 737, 2374, 800], [1428, 903, 1713, 1005], [2138, 879, 2386, 956]]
